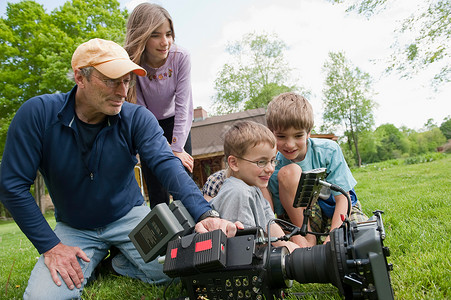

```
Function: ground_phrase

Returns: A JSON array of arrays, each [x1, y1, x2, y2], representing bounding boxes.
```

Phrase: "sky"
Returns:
[[1, 0, 450, 131]]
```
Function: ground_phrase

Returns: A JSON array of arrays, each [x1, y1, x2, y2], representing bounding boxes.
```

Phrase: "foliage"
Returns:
[[345, 123, 446, 165], [212, 32, 298, 114], [2, 157, 450, 299], [0, 0, 128, 157], [243, 82, 295, 111], [0, 114, 13, 160], [328, 0, 451, 90], [388, 0, 451, 90], [422, 117, 439, 131], [326, 0, 389, 18], [440, 115, 451, 139], [355, 151, 447, 171], [321, 51, 376, 167], [374, 123, 409, 161], [407, 127, 446, 156], [355, 129, 379, 163], [339, 144, 358, 169], [403, 152, 446, 165]]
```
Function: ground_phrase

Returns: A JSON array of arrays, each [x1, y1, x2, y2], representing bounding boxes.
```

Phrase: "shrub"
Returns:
[[404, 152, 447, 165]]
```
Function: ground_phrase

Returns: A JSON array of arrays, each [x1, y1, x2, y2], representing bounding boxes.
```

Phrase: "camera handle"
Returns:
[[299, 206, 311, 236], [297, 180, 352, 237]]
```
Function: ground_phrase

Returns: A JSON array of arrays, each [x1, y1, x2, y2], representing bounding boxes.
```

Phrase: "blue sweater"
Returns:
[[0, 86, 210, 254]]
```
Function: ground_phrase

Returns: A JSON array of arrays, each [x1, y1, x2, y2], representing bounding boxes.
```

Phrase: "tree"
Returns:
[[374, 124, 409, 161], [212, 32, 298, 114], [243, 82, 294, 111], [327, 0, 389, 17], [321, 51, 376, 167], [328, 0, 451, 89], [422, 118, 438, 131], [439, 116, 451, 139], [357, 123, 445, 162], [357, 130, 379, 164], [416, 128, 447, 153], [0, 0, 128, 157]]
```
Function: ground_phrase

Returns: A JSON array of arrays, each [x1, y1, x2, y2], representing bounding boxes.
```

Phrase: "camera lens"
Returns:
[[284, 241, 342, 289]]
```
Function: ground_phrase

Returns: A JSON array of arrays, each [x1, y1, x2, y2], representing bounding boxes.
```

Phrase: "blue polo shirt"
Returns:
[[268, 138, 357, 217]]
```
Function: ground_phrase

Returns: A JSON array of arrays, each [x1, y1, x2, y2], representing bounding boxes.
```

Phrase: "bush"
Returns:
[[354, 152, 448, 172], [404, 152, 447, 165]]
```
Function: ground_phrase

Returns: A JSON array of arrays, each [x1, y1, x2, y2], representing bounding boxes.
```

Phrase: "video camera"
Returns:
[[130, 169, 394, 299]]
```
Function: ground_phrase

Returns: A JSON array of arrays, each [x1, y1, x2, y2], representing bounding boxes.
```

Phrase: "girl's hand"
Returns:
[[173, 150, 194, 172]]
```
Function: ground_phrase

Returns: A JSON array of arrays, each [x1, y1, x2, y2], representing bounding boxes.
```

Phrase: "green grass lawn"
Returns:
[[1, 154, 450, 299]]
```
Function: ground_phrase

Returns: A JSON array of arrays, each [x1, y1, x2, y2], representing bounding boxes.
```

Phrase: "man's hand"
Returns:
[[173, 150, 194, 173], [195, 218, 244, 238], [43, 243, 90, 290]]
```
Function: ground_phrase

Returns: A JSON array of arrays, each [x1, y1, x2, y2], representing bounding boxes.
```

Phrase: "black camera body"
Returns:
[[162, 211, 393, 299], [163, 227, 291, 299], [130, 169, 394, 299]]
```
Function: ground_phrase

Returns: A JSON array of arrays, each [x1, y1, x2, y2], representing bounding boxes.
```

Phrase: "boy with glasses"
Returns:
[[210, 121, 299, 252]]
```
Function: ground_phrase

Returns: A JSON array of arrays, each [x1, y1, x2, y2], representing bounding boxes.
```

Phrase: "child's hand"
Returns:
[[284, 241, 300, 253], [323, 235, 331, 244], [292, 235, 316, 248]]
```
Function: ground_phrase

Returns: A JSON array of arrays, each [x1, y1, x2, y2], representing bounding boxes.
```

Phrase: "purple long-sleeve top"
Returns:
[[136, 45, 193, 152]]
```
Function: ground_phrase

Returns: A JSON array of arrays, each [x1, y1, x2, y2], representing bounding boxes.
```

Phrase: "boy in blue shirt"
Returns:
[[267, 92, 367, 247]]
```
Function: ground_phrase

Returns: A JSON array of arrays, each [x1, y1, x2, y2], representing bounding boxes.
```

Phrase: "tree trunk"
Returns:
[[34, 171, 46, 214], [351, 130, 362, 167]]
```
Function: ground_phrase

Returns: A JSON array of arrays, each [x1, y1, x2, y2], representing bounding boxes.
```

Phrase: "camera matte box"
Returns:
[[129, 201, 194, 263]]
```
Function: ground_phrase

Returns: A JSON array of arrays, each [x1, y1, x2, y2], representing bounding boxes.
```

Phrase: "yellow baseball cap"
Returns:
[[71, 38, 146, 78]]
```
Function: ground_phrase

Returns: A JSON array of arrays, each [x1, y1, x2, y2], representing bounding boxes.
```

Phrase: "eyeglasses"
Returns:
[[236, 157, 279, 168], [91, 74, 135, 89]]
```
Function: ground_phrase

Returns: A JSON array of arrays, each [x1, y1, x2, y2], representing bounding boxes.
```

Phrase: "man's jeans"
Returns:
[[23, 205, 170, 300]]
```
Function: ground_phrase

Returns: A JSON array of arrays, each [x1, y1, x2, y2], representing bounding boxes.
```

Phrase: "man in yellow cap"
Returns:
[[0, 38, 242, 299]]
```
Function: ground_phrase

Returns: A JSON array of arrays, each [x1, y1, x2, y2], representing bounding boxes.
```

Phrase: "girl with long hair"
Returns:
[[124, 3, 194, 208]]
